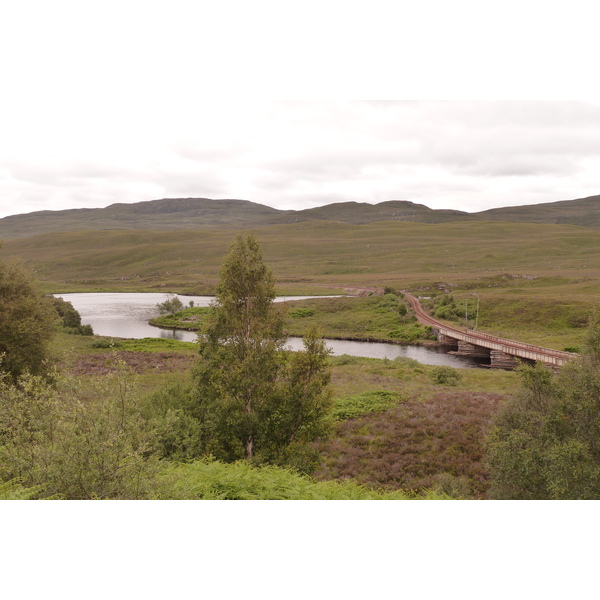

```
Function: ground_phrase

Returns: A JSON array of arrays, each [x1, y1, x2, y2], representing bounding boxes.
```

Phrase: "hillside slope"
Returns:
[[263, 200, 474, 225], [2, 194, 600, 239], [476, 194, 600, 226], [0, 197, 286, 239]]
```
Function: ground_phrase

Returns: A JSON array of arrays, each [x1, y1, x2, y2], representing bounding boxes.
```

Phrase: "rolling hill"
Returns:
[[0, 198, 287, 239], [1, 194, 600, 240]]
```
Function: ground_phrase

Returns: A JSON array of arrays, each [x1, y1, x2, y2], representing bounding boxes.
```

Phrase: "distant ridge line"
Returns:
[[1, 194, 600, 239]]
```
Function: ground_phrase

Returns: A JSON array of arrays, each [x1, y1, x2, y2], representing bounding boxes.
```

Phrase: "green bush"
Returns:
[[156, 294, 184, 316], [486, 335, 600, 500], [0, 479, 46, 500], [0, 261, 56, 381], [430, 472, 472, 499], [62, 324, 94, 336], [388, 324, 424, 341], [0, 363, 163, 499], [141, 377, 206, 460], [90, 338, 121, 349], [429, 365, 461, 386], [393, 356, 422, 368]]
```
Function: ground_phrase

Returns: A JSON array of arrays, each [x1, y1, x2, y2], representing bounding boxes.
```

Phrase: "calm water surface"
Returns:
[[57, 293, 483, 369]]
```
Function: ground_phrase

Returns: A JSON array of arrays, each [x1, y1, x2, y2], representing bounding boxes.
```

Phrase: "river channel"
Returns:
[[57, 293, 485, 369]]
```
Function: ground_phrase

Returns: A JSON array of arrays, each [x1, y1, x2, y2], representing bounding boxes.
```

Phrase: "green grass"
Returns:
[[116, 338, 198, 353], [327, 354, 517, 400], [7, 217, 600, 349], [332, 389, 404, 420], [284, 294, 432, 342], [6, 220, 600, 295]]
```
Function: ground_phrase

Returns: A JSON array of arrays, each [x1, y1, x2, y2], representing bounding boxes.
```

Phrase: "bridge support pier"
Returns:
[[490, 349, 519, 370], [457, 341, 490, 357], [438, 332, 457, 346]]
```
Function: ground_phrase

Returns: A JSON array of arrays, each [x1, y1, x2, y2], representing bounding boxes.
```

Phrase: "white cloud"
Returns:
[[1, 3, 600, 219], [2, 99, 600, 218]]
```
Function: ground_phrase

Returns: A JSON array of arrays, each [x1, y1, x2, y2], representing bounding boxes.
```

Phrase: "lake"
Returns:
[[57, 292, 485, 369]]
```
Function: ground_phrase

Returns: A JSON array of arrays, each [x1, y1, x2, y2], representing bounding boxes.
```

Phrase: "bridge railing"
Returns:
[[404, 292, 577, 361], [462, 329, 576, 359]]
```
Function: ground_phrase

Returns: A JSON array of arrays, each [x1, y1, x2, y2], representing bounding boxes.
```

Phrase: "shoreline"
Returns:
[[148, 320, 439, 347]]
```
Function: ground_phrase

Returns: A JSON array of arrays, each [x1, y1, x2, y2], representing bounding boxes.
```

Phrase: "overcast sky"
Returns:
[[1, 1, 599, 219]]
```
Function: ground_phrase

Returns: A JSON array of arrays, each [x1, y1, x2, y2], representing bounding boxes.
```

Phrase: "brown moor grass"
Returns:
[[314, 389, 504, 499]]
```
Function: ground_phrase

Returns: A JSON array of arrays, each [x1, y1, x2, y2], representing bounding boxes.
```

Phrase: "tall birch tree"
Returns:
[[193, 234, 332, 467]]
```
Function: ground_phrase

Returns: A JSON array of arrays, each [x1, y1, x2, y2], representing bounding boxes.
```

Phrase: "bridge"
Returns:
[[403, 292, 577, 370]]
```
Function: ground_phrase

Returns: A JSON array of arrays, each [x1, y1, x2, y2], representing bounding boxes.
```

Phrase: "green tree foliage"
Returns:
[[141, 376, 205, 461], [486, 316, 600, 499], [192, 233, 333, 468], [156, 294, 184, 316], [0, 358, 163, 499], [0, 260, 56, 381], [51, 296, 94, 335]]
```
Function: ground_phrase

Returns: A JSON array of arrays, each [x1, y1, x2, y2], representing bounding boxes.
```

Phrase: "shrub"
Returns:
[[388, 324, 424, 341], [141, 377, 205, 460], [486, 347, 600, 499], [0, 261, 56, 381], [393, 356, 421, 368], [156, 294, 184, 316], [90, 338, 121, 349], [62, 324, 94, 336], [0, 362, 163, 499], [51, 297, 93, 335], [429, 365, 461, 386], [431, 472, 472, 499]]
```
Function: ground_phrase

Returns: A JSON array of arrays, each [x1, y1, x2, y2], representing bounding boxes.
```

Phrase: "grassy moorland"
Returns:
[[3, 220, 600, 294], [5, 218, 600, 349], [48, 330, 516, 499], [4, 208, 600, 500]]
